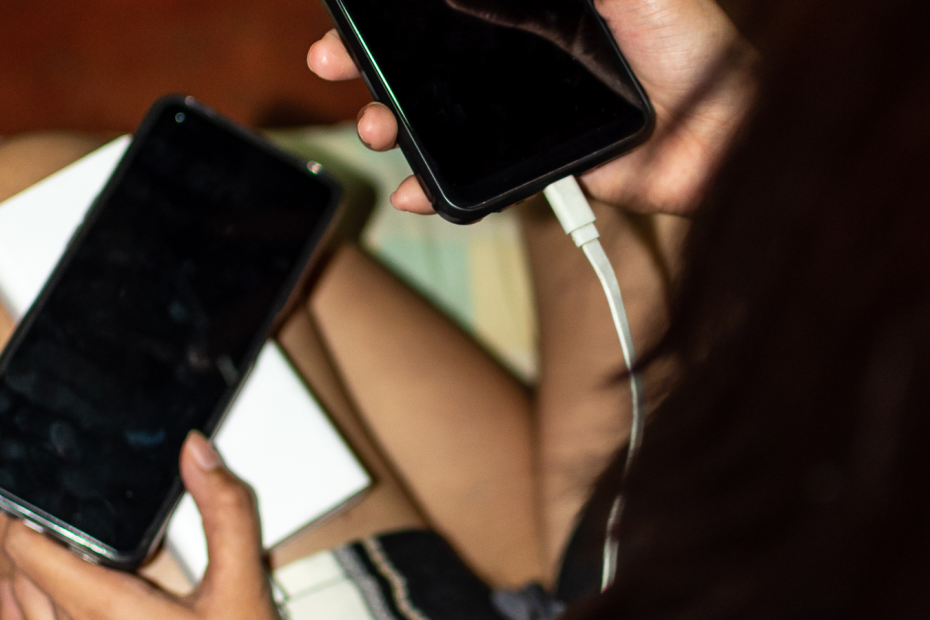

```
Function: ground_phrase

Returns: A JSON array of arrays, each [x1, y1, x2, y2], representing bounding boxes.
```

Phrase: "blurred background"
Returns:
[[0, 0, 372, 134]]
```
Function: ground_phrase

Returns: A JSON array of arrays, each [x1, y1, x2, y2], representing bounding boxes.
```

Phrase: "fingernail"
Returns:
[[188, 431, 221, 471], [356, 102, 373, 123]]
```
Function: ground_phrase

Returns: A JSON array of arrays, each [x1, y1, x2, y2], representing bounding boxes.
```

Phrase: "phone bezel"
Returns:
[[0, 95, 341, 569], [320, 0, 655, 223]]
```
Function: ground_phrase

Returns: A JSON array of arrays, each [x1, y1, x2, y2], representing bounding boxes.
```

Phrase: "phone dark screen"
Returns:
[[339, 0, 647, 199], [0, 102, 334, 553]]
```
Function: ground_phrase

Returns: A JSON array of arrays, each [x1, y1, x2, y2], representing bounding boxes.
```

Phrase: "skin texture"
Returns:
[[306, 0, 755, 215]]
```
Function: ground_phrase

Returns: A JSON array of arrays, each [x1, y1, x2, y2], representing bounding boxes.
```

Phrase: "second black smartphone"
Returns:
[[321, 0, 653, 223], [0, 96, 339, 568]]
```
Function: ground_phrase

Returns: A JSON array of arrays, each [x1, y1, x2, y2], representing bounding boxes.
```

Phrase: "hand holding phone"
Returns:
[[0, 433, 278, 620], [316, 0, 654, 223], [309, 0, 756, 217], [0, 96, 339, 568]]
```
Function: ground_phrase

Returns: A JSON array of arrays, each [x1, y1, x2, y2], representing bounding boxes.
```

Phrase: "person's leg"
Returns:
[[309, 244, 543, 588], [0, 132, 111, 204], [270, 307, 427, 569], [519, 194, 688, 578]]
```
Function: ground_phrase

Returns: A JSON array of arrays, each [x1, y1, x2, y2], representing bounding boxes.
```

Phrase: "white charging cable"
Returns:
[[543, 175, 645, 591], [543, 176, 645, 468]]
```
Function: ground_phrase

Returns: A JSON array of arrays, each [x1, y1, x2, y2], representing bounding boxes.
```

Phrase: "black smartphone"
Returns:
[[0, 96, 339, 569], [320, 0, 653, 223]]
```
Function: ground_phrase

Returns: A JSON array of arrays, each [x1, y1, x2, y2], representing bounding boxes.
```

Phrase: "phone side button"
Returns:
[[23, 520, 45, 534], [72, 548, 101, 565]]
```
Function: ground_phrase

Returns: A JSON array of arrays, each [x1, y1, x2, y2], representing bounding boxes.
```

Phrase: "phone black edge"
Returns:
[[318, 0, 655, 224], [0, 94, 342, 570]]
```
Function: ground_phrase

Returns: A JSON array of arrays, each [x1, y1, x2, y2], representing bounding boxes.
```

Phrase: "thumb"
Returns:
[[180, 432, 267, 602]]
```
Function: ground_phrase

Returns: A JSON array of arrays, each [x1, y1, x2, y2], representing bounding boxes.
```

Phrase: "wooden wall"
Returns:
[[0, 0, 371, 134]]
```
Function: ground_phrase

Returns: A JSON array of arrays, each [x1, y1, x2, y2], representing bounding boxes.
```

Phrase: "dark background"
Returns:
[[0, 0, 372, 134]]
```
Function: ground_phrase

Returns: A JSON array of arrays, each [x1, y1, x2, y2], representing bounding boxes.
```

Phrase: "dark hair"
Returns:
[[574, 0, 930, 616]]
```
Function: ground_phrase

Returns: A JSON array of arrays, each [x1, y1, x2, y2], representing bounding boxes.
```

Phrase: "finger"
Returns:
[[179, 433, 268, 608], [0, 579, 25, 620], [390, 176, 435, 214], [391, 176, 436, 215], [11, 573, 54, 620], [4, 522, 171, 619], [307, 29, 360, 81], [356, 103, 398, 152], [0, 514, 15, 579]]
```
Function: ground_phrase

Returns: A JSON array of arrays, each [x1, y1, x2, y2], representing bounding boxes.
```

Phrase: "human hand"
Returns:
[[308, 0, 756, 216], [0, 432, 278, 620]]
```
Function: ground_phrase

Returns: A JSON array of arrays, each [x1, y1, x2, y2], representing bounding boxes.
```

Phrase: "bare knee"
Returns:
[[0, 132, 109, 202]]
